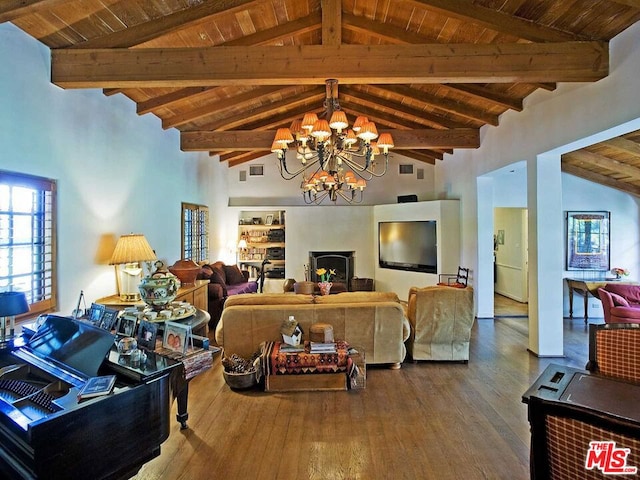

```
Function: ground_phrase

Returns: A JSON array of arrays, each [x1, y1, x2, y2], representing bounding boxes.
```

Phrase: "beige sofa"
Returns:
[[215, 292, 411, 368], [406, 285, 475, 362]]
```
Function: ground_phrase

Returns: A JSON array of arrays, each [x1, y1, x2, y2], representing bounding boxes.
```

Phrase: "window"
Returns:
[[0, 171, 57, 315], [181, 203, 209, 262]]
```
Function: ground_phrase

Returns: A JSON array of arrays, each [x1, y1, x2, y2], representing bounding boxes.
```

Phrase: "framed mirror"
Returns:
[[566, 211, 610, 271]]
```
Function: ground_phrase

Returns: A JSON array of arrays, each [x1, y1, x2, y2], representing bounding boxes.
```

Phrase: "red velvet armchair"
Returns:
[[597, 284, 640, 324]]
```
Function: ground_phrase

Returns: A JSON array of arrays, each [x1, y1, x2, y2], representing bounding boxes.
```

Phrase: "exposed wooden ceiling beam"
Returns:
[[607, 0, 640, 8], [563, 150, 640, 179], [180, 128, 480, 151], [162, 85, 288, 129], [137, 87, 212, 115], [394, 150, 439, 165], [223, 13, 321, 46], [339, 103, 431, 130], [192, 88, 325, 131], [0, 0, 67, 23], [51, 42, 608, 89], [339, 89, 468, 129], [70, 0, 261, 49], [342, 13, 429, 44], [322, 0, 341, 45], [562, 163, 640, 196], [236, 105, 325, 132], [410, 0, 587, 42], [443, 84, 523, 112], [601, 137, 640, 156], [366, 85, 499, 126], [223, 151, 271, 166]]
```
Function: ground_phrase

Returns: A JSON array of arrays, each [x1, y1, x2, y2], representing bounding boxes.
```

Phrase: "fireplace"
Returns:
[[309, 251, 355, 289]]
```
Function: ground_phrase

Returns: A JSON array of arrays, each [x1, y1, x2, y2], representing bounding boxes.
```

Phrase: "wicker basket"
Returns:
[[223, 370, 258, 390]]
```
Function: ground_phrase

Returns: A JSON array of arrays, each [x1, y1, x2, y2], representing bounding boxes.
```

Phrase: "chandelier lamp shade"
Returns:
[[272, 79, 394, 204]]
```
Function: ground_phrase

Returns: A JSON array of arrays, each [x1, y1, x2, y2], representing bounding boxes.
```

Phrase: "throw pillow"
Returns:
[[224, 265, 246, 285], [609, 291, 630, 307], [211, 268, 227, 287], [198, 265, 213, 280]]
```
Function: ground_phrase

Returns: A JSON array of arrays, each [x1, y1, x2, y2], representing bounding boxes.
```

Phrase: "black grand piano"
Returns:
[[0, 315, 182, 480]]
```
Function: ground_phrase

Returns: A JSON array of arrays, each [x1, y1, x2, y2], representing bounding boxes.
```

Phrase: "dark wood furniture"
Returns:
[[523, 364, 640, 479], [0, 315, 181, 480]]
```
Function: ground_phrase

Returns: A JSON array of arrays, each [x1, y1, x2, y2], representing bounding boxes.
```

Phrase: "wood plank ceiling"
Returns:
[[3, 0, 640, 195]]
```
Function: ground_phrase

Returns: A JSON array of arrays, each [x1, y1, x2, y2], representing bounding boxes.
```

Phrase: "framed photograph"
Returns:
[[566, 211, 610, 271], [497, 230, 505, 245], [137, 320, 158, 351], [163, 321, 191, 355], [87, 303, 105, 325], [265, 214, 274, 226], [99, 308, 119, 331], [116, 315, 137, 337], [252, 217, 262, 225]]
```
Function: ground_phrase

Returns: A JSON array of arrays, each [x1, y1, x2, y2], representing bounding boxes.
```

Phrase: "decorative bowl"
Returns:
[[139, 273, 181, 310], [168, 259, 200, 286], [223, 370, 258, 390]]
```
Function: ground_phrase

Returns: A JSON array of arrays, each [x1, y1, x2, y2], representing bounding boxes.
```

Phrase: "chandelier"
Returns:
[[272, 79, 394, 204]]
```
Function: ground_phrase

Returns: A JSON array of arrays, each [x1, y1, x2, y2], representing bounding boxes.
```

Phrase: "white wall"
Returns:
[[437, 21, 640, 354], [373, 200, 460, 300], [226, 151, 436, 206], [0, 24, 218, 314]]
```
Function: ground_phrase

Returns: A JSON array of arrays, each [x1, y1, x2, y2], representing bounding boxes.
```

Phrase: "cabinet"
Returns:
[[238, 210, 285, 279], [175, 280, 209, 313]]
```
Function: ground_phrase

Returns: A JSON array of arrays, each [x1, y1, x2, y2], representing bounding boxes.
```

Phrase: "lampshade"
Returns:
[[311, 119, 331, 141], [274, 128, 294, 146], [301, 113, 319, 131], [0, 292, 29, 317], [329, 110, 348, 133], [377, 133, 395, 153], [352, 116, 369, 132], [109, 234, 157, 265]]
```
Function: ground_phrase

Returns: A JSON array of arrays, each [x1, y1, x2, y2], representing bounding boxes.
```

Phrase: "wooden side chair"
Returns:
[[586, 322, 640, 384], [437, 266, 469, 288]]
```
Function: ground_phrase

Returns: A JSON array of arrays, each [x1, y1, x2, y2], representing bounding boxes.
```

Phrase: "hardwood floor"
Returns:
[[134, 313, 591, 480]]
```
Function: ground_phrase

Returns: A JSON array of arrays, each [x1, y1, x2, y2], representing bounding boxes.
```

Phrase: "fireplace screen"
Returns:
[[309, 251, 355, 286]]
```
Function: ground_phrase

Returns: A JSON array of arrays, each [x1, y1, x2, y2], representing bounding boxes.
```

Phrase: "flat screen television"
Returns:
[[378, 221, 437, 273]]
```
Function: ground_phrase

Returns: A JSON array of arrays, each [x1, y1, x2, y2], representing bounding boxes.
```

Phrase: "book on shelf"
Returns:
[[77, 375, 116, 401]]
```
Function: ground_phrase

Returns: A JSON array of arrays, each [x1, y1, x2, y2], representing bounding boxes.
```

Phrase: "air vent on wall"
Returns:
[[399, 164, 414, 175], [249, 165, 264, 176]]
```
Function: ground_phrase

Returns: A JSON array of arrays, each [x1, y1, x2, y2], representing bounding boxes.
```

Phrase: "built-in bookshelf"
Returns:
[[238, 210, 285, 279]]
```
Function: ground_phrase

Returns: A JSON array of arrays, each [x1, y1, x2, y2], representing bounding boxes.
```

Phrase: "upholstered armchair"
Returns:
[[406, 285, 475, 362], [597, 286, 640, 324]]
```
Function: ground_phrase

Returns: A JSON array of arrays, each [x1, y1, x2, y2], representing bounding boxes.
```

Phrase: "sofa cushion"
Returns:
[[224, 265, 246, 285], [225, 293, 314, 307], [314, 291, 399, 304], [605, 283, 640, 304]]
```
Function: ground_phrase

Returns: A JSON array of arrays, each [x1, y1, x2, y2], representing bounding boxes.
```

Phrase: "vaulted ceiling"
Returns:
[[4, 0, 640, 194]]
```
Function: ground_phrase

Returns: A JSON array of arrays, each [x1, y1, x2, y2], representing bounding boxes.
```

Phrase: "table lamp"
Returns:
[[0, 291, 29, 348], [109, 233, 157, 301]]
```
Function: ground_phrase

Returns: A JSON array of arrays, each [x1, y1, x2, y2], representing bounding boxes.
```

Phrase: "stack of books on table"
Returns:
[[309, 342, 337, 354]]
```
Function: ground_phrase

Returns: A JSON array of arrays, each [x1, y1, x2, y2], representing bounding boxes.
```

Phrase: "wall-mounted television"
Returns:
[[378, 221, 437, 273]]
